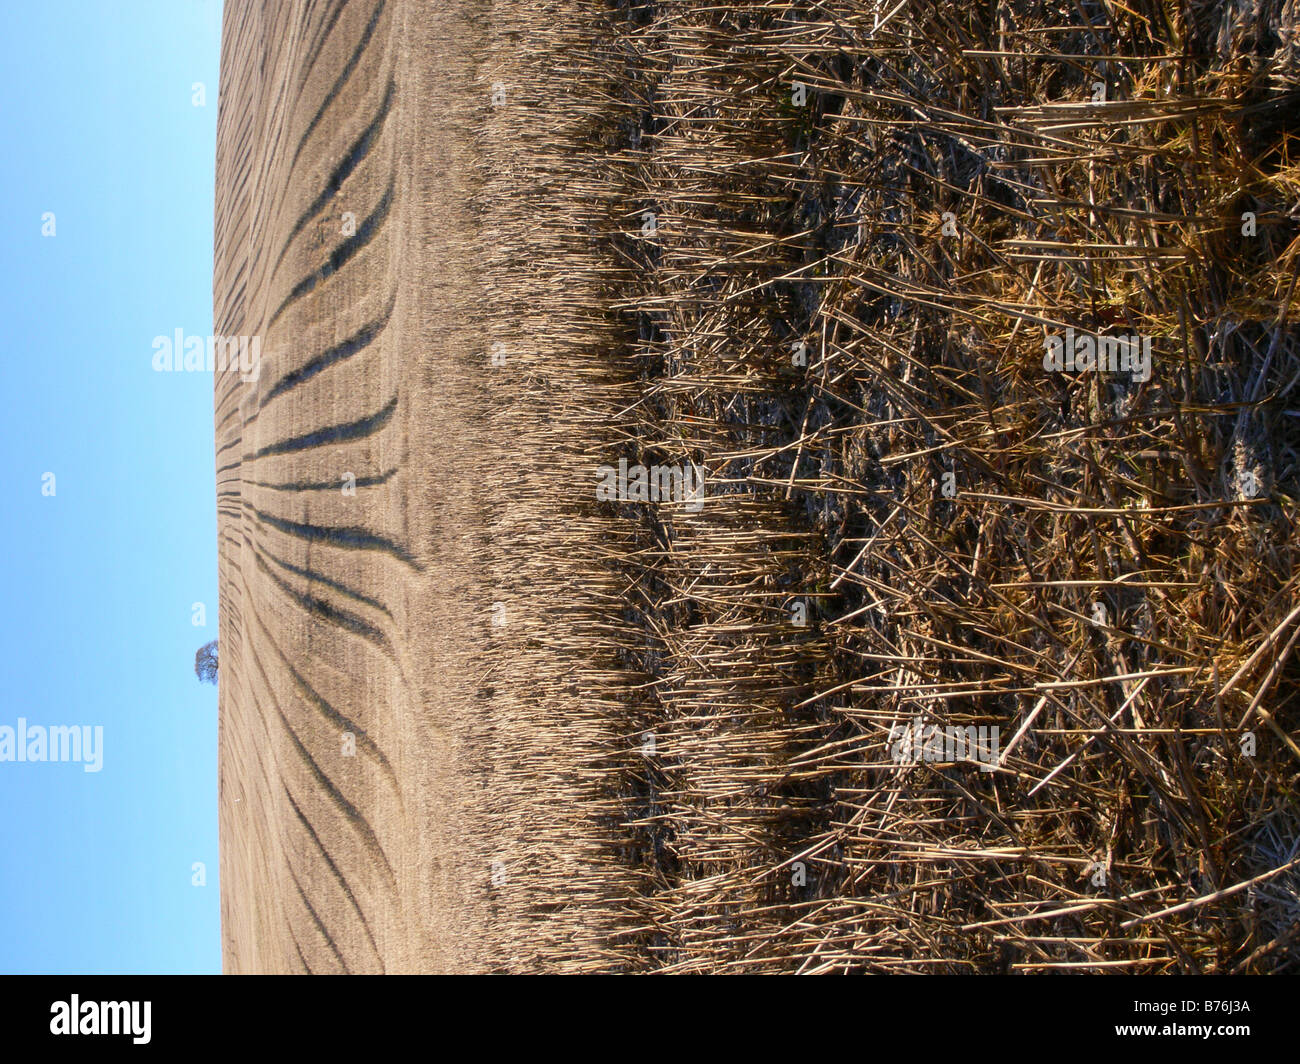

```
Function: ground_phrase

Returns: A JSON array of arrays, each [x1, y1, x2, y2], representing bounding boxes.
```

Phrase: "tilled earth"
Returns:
[[216, 0, 634, 973]]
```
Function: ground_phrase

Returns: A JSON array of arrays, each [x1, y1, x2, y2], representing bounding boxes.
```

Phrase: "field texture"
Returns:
[[216, 0, 1300, 972]]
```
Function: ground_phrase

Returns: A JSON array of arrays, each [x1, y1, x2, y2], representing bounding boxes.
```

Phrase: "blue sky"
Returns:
[[0, 1, 223, 973]]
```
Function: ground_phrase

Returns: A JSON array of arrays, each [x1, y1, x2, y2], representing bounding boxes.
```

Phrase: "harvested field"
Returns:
[[217, 0, 1300, 972]]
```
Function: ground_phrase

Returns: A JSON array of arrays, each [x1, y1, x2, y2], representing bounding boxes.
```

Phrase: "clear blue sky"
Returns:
[[0, 1, 223, 973]]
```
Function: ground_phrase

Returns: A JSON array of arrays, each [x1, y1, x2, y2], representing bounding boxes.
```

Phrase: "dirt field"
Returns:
[[217, 0, 1300, 973], [215, 0, 636, 973]]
